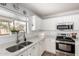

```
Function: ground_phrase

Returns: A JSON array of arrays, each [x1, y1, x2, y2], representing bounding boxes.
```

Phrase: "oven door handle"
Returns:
[[56, 41, 69, 44], [56, 42, 75, 45], [57, 42, 63, 44], [56, 41, 64, 44]]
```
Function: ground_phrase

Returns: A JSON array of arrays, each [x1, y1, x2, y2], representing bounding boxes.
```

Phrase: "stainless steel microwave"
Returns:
[[57, 24, 73, 30]]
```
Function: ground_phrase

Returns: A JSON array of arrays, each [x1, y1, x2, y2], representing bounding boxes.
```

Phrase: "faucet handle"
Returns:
[[24, 38, 26, 41]]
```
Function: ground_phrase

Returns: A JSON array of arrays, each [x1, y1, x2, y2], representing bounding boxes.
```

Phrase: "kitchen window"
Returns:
[[0, 21, 10, 35], [10, 20, 26, 32], [0, 19, 26, 36]]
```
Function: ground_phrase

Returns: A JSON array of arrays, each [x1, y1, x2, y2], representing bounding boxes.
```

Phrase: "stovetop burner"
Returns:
[[56, 36, 75, 42]]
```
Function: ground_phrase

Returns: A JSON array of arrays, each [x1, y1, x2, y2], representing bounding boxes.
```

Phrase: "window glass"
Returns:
[[14, 20, 26, 32], [10, 20, 26, 32], [0, 21, 10, 35], [0, 19, 26, 36]]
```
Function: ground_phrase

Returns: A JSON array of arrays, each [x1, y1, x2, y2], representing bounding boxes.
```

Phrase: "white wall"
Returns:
[[41, 14, 79, 31]]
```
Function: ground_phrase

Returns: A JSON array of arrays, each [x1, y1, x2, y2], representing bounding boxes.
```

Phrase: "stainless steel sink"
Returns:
[[6, 41, 32, 52], [19, 41, 33, 46]]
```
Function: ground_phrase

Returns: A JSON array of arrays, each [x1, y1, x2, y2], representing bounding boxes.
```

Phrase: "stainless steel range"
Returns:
[[56, 33, 75, 56]]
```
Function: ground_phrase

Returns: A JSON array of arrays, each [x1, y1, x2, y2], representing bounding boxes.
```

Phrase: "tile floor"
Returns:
[[42, 51, 56, 56]]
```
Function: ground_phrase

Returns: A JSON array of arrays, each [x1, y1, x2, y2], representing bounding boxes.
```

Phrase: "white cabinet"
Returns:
[[17, 45, 38, 56], [27, 43, 39, 56], [18, 44, 39, 56], [0, 3, 9, 8], [28, 39, 45, 56], [75, 40, 79, 56], [17, 50, 28, 56], [32, 15, 42, 31], [45, 38, 56, 54], [0, 3, 20, 13], [17, 39, 45, 56], [38, 39, 45, 55], [16, 36, 45, 56]]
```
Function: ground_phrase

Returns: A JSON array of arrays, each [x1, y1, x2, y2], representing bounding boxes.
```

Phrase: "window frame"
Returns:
[[0, 21, 10, 35], [0, 19, 27, 36]]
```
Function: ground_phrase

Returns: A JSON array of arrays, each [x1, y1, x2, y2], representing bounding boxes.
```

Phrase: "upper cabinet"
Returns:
[[0, 3, 33, 15], [32, 15, 42, 31], [0, 3, 9, 8], [0, 3, 18, 12], [0, 3, 34, 22]]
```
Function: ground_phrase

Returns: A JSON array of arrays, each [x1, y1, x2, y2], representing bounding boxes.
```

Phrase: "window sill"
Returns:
[[0, 32, 25, 37], [0, 34, 9, 36]]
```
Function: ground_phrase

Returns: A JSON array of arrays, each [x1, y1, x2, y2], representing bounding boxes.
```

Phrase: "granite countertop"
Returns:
[[0, 36, 45, 56]]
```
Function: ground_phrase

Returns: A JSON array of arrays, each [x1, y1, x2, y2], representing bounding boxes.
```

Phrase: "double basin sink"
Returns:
[[6, 41, 33, 52]]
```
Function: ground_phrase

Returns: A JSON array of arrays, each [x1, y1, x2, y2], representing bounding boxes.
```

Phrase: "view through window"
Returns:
[[0, 21, 10, 35], [0, 19, 26, 35]]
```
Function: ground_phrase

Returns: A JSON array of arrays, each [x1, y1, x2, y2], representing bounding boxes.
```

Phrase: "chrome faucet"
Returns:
[[16, 32, 20, 44], [24, 31, 27, 42]]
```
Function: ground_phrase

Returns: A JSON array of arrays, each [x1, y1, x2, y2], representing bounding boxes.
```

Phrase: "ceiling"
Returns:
[[21, 3, 79, 19]]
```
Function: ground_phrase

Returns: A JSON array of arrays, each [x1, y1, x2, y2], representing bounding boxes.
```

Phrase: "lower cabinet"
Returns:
[[18, 44, 39, 56], [45, 38, 56, 54], [18, 50, 28, 56], [38, 39, 45, 55], [27, 43, 39, 56], [27, 40, 45, 56], [17, 39, 45, 56], [75, 42, 79, 56]]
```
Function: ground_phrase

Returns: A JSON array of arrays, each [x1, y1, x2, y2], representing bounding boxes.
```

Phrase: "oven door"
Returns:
[[56, 42, 75, 53]]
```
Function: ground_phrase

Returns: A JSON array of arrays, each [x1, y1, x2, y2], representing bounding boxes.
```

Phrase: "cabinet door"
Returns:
[[45, 38, 51, 51], [75, 43, 79, 56], [51, 39, 56, 53], [38, 39, 45, 56], [0, 3, 9, 8], [45, 38, 56, 53], [27, 43, 39, 56], [32, 15, 42, 31], [18, 50, 28, 56]]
